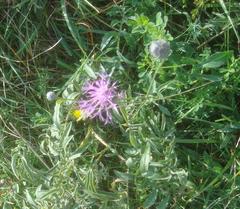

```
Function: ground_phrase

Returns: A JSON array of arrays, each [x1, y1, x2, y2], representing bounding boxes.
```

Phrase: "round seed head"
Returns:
[[46, 91, 56, 101], [149, 39, 171, 59]]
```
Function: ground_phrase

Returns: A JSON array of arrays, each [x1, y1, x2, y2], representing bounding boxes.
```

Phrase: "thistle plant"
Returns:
[[1, 2, 239, 209]]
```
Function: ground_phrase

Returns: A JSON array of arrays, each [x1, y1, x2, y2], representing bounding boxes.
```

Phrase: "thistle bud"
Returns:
[[149, 39, 171, 59], [46, 91, 56, 101]]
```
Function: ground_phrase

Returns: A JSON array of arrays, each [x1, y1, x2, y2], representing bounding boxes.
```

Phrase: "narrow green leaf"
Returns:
[[114, 170, 134, 181], [156, 12, 163, 26], [159, 105, 171, 116], [84, 190, 120, 200], [84, 169, 96, 192], [3, 202, 12, 209], [62, 122, 73, 150], [53, 102, 61, 128], [157, 196, 170, 209], [35, 185, 58, 200], [201, 51, 232, 68], [143, 189, 158, 208], [101, 33, 114, 50], [25, 190, 37, 207], [84, 64, 97, 79], [61, 0, 85, 54], [140, 142, 151, 173], [11, 153, 19, 179], [202, 74, 222, 81]]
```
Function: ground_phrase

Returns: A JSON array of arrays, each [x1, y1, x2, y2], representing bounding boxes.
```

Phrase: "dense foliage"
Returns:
[[0, 0, 239, 208]]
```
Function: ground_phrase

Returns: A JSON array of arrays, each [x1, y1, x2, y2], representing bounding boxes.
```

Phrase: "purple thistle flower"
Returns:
[[79, 74, 120, 124]]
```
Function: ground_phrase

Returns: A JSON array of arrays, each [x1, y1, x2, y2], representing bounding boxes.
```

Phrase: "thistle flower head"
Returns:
[[79, 74, 120, 124], [149, 39, 171, 59]]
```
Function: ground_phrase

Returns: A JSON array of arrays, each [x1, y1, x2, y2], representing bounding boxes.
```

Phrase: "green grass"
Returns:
[[0, 0, 240, 208]]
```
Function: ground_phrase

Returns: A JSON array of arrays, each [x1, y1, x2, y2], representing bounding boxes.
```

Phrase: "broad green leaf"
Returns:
[[201, 51, 232, 68]]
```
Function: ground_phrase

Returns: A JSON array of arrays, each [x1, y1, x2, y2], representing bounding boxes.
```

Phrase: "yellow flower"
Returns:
[[72, 109, 85, 121]]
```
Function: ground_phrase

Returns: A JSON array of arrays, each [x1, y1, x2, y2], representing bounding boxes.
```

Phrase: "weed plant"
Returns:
[[0, 0, 239, 208]]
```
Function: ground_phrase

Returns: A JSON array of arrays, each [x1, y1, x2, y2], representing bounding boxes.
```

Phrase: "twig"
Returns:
[[92, 130, 125, 162]]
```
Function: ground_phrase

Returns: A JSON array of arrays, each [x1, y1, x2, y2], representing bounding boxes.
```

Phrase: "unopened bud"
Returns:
[[46, 91, 56, 101], [149, 39, 171, 59]]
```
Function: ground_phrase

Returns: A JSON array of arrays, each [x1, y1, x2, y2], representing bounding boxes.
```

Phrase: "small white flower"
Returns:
[[149, 39, 171, 59], [46, 91, 56, 101]]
